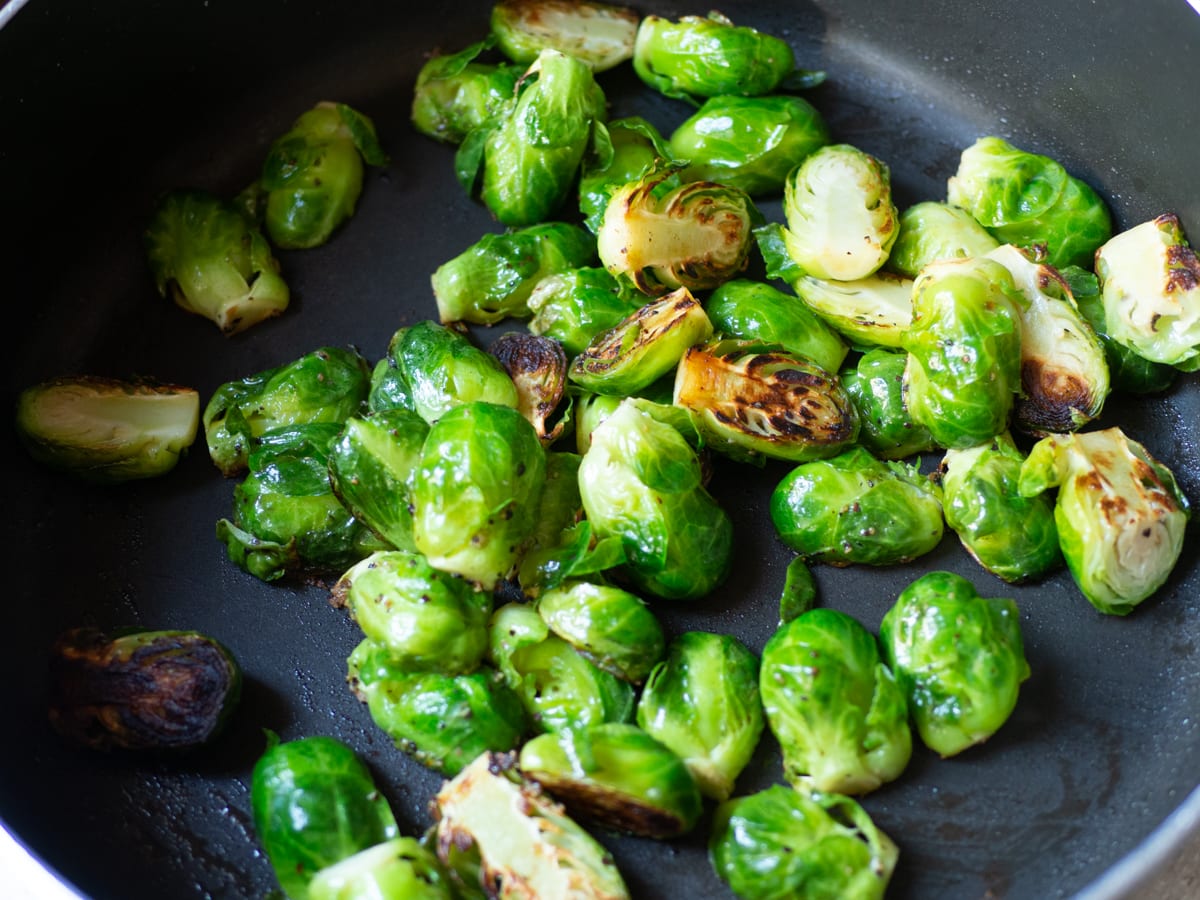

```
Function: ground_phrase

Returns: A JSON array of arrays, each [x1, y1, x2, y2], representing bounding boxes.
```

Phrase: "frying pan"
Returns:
[[1, 0, 1197, 897]]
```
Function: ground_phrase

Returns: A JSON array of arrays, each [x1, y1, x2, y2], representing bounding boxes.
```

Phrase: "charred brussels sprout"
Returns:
[[770, 448, 943, 567], [887, 201, 1000, 279], [412, 39, 521, 145], [490, 0, 639, 72], [520, 723, 703, 838], [840, 349, 936, 460], [431, 221, 595, 325], [880, 571, 1030, 756], [760, 609, 911, 794], [709, 785, 898, 900], [527, 266, 646, 354], [260, 102, 388, 249], [309, 837, 454, 900], [946, 136, 1112, 270], [48, 628, 241, 752], [636, 631, 763, 802], [1018, 427, 1190, 615], [579, 117, 675, 234], [15, 376, 199, 483], [145, 188, 289, 335], [251, 734, 400, 900], [489, 331, 570, 444]]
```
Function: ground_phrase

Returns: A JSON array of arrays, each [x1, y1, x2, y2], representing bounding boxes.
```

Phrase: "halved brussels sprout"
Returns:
[[880, 571, 1030, 756], [840, 348, 937, 460], [411, 38, 521, 145], [490, 0, 639, 72], [887, 200, 1000, 278], [536, 581, 664, 683], [527, 266, 647, 354], [579, 117, 675, 234], [309, 837, 454, 900], [489, 332, 570, 444]]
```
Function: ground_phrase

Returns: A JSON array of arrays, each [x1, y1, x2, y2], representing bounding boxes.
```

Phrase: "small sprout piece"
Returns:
[[770, 448, 943, 567], [491, 0, 639, 72], [597, 168, 760, 295], [569, 287, 714, 396], [880, 571, 1030, 756], [520, 724, 703, 838], [778, 557, 817, 625], [489, 332, 569, 444], [840, 348, 937, 460], [412, 39, 521, 145], [15, 376, 199, 483], [48, 628, 241, 752], [887, 201, 1000, 278], [1018, 427, 1190, 615], [145, 189, 289, 334], [433, 752, 631, 899], [309, 837, 454, 900], [431, 221, 596, 325], [761, 609, 911, 794], [946, 136, 1113, 270], [709, 785, 898, 900], [251, 734, 400, 900], [579, 117, 675, 234], [527, 266, 646, 355], [636, 631, 763, 802]]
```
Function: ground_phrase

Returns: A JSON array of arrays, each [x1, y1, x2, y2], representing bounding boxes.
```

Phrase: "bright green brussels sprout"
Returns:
[[840, 348, 937, 459], [309, 837, 454, 900], [578, 399, 733, 599], [939, 433, 1061, 584], [412, 38, 521, 145], [527, 266, 647, 354], [204, 346, 371, 477], [901, 257, 1025, 449], [579, 117, 675, 234], [668, 95, 830, 197], [709, 785, 898, 900], [488, 331, 570, 444], [412, 402, 546, 588], [334, 550, 492, 674], [251, 734, 400, 900], [490, 0, 639, 72], [887, 201, 1001, 278], [770, 447, 943, 567], [569, 287, 714, 396], [636, 631, 763, 802], [946, 135, 1112, 270], [760, 608, 911, 794], [536, 580, 665, 683], [433, 752, 631, 899], [431, 222, 596, 325], [145, 188, 289, 335], [1094, 213, 1200, 371], [778, 557, 818, 625], [48, 627, 241, 752], [366, 358, 415, 414], [458, 49, 606, 226], [879, 571, 1030, 756], [519, 723, 703, 838], [1018, 427, 1190, 615], [673, 338, 859, 464], [597, 170, 760, 297], [15, 376, 199, 483]]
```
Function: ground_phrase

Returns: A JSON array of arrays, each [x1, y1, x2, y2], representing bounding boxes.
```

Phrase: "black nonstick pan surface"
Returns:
[[1, 1, 1197, 897]]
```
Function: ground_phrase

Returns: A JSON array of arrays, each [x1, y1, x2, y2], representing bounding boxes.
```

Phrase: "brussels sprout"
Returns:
[[579, 117, 675, 234], [334, 550, 492, 675], [673, 338, 859, 464], [490, 0, 639, 72], [569, 287, 714, 396], [986, 243, 1109, 433], [15, 376, 199, 483], [48, 627, 241, 752], [770, 447, 943, 567], [901, 257, 1025, 449], [309, 837, 454, 900], [458, 49, 606, 226], [145, 188, 289, 335], [945, 135, 1112, 270], [412, 402, 546, 588], [536, 580, 665, 683], [880, 571, 1030, 756], [636, 631, 763, 802], [1018, 427, 1190, 615], [412, 39, 521, 145], [251, 734, 400, 900], [519, 723, 703, 838], [778, 557, 818, 626], [259, 102, 388, 249], [578, 399, 733, 599], [527, 266, 647, 354], [366, 358, 416, 414], [839, 348, 937, 459], [431, 221, 596, 325], [760, 609, 911, 794], [938, 434, 1061, 584], [668, 95, 830, 197], [574, 391, 702, 457], [1094, 213, 1200, 371], [488, 331, 569, 444], [204, 346, 372, 476], [432, 752, 630, 899], [709, 785, 898, 900], [887, 201, 1001, 278]]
